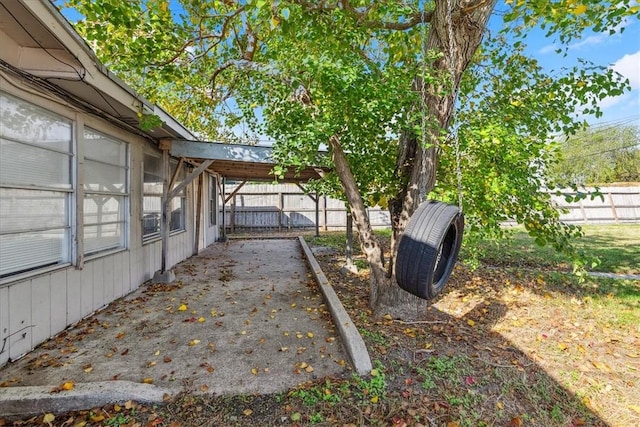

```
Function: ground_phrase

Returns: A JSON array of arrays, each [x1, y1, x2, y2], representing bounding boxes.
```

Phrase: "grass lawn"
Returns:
[[470, 223, 640, 275]]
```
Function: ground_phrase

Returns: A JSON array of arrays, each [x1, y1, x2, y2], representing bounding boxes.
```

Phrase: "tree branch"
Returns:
[[293, 0, 434, 30]]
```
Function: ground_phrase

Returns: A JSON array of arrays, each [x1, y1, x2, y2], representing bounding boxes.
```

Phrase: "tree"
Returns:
[[548, 124, 640, 185], [64, 0, 637, 319]]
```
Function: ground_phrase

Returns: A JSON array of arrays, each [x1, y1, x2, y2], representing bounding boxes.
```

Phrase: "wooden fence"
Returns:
[[223, 183, 640, 231]]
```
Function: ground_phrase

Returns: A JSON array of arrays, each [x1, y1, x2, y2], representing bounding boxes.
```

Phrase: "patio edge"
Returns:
[[0, 380, 174, 419], [298, 237, 373, 376]]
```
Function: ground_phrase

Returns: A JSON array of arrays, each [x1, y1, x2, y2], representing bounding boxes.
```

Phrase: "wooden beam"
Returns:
[[168, 159, 214, 200], [194, 173, 203, 255], [161, 148, 170, 273], [168, 157, 184, 191], [224, 180, 247, 203]]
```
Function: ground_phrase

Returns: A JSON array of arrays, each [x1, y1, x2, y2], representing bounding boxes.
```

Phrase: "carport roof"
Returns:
[[168, 139, 328, 183]]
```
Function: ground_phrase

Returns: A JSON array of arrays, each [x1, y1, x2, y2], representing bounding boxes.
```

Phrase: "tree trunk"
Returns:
[[379, 0, 496, 318]]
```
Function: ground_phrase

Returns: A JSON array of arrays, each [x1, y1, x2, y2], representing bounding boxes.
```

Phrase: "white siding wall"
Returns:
[[0, 80, 197, 366]]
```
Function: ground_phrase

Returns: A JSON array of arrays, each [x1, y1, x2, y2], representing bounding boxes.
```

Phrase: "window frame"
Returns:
[[209, 174, 217, 226], [82, 127, 129, 256], [142, 153, 187, 242], [0, 91, 74, 279]]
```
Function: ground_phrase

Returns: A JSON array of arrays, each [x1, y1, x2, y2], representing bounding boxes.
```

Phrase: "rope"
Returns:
[[445, 0, 464, 211], [418, 7, 429, 203]]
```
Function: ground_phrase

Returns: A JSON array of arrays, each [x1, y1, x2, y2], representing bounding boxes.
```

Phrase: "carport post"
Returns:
[[315, 191, 320, 237], [159, 141, 172, 278]]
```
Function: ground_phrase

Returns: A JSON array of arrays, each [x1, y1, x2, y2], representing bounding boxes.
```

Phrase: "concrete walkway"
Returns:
[[0, 239, 370, 418]]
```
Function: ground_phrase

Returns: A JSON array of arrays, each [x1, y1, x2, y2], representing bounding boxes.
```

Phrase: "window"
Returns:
[[0, 92, 73, 277], [170, 162, 186, 232], [142, 153, 162, 238], [143, 154, 186, 240], [83, 129, 128, 255], [209, 175, 217, 226]]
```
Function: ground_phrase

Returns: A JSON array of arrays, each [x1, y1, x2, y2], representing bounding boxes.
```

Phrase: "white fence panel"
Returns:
[[224, 184, 639, 231]]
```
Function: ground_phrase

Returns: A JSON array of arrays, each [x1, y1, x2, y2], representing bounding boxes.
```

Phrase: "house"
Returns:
[[0, 0, 322, 366]]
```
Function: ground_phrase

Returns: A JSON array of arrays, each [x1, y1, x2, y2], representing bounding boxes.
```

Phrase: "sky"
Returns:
[[507, 15, 640, 128]]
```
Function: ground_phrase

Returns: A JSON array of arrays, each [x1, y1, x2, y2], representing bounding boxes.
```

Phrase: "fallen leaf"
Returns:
[[251, 368, 259, 375], [178, 304, 188, 311], [189, 339, 201, 346], [62, 381, 74, 391], [467, 319, 476, 327], [243, 409, 253, 416], [291, 412, 302, 422], [198, 317, 206, 323], [628, 405, 640, 414], [43, 413, 55, 426], [142, 378, 154, 384], [116, 332, 126, 339], [164, 356, 172, 363], [307, 332, 314, 338], [509, 416, 523, 427], [590, 360, 611, 373], [370, 395, 379, 403], [200, 384, 209, 392], [558, 343, 568, 351]]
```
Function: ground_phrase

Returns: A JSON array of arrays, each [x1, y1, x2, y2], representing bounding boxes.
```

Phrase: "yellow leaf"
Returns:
[[629, 405, 640, 414], [370, 395, 379, 403], [447, 422, 459, 427], [142, 378, 153, 384], [558, 342, 568, 351], [75, 421, 87, 427], [251, 368, 258, 375], [189, 339, 201, 346], [62, 381, 74, 390], [243, 408, 253, 416], [43, 413, 55, 426], [383, 314, 393, 320], [496, 401, 504, 409], [198, 317, 206, 323], [114, 404, 121, 412], [154, 350, 160, 356], [573, 4, 587, 15], [90, 414, 105, 422], [83, 366, 93, 373], [370, 368, 379, 377], [291, 303, 297, 308], [590, 360, 611, 373], [467, 319, 476, 327], [178, 304, 188, 311], [307, 332, 314, 338]]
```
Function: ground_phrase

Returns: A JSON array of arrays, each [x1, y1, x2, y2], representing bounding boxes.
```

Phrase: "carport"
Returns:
[[154, 138, 327, 281]]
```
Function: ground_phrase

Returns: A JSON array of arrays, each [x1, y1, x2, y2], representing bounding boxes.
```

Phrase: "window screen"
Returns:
[[0, 92, 72, 277], [83, 128, 128, 255], [143, 154, 186, 239]]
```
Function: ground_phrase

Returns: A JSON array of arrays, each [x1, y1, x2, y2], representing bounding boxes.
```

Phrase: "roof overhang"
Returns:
[[169, 140, 327, 183], [0, 0, 196, 141]]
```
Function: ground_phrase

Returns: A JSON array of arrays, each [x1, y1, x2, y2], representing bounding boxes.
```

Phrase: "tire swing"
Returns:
[[395, 0, 465, 301], [395, 201, 464, 300]]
